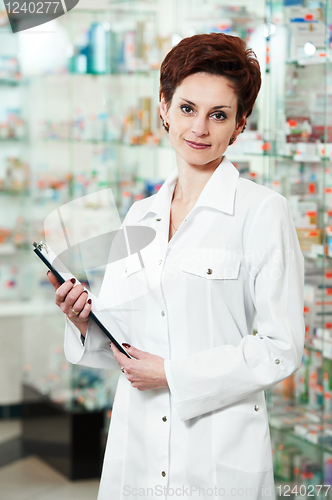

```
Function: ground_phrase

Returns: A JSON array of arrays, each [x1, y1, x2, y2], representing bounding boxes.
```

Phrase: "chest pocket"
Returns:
[[179, 248, 241, 280], [122, 253, 143, 278]]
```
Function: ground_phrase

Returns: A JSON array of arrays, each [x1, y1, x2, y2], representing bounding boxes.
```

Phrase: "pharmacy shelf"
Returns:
[[245, 152, 332, 162], [287, 55, 332, 67], [0, 80, 21, 87], [41, 138, 171, 148], [271, 424, 332, 455], [75, 0, 158, 13], [0, 243, 19, 255], [39, 69, 160, 78], [0, 137, 28, 143], [74, 3, 158, 14], [0, 190, 30, 197], [245, 152, 294, 159], [0, 299, 57, 317]]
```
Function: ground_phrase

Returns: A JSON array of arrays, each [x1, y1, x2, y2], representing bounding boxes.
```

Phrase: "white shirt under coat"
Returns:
[[64, 156, 305, 500]]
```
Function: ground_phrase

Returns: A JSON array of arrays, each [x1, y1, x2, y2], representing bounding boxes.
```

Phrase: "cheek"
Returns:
[[214, 123, 235, 140], [168, 127, 179, 147], [169, 120, 185, 139], [170, 111, 191, 129], [211, 126, 228, 140]]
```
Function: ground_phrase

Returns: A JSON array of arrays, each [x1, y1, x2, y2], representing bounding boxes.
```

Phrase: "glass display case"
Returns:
[[0, 6, 30, 303], [17, 0, 174, 417], [258, 0, 332, 497]]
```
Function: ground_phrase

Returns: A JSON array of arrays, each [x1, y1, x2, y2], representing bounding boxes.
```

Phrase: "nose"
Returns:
[[191, 115, 208, 137]]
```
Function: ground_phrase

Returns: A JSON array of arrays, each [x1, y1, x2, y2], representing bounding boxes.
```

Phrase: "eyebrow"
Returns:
[[179, 98, 231, 110]]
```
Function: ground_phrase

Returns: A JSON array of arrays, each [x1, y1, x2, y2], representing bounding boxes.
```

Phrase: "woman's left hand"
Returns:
[[110, 343, 169, 391]]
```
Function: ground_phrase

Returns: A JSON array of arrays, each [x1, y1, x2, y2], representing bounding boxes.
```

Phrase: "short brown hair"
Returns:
[[159, 33, 261, 132]]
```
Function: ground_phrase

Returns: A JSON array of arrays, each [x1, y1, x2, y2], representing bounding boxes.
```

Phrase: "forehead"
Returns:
[[173, 72, 237, 105]]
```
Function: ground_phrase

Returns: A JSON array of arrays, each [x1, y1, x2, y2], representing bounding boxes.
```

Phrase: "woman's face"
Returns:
[[160, 72, 246, 170]]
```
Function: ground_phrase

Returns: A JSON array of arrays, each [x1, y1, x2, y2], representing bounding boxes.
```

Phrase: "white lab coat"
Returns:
[[64, 156, 305, 500]]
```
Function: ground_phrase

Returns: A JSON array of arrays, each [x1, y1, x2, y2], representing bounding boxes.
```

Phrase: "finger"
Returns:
[[110, 343, 131, 370], [61, 283, 86, 313], [47, 270, 61, 290], [71, 291, 88, 314], [55, 278, 77, 306], [77, 298, 92, 320], [122, 345, 145, 360], [67, 297, 92, 321]]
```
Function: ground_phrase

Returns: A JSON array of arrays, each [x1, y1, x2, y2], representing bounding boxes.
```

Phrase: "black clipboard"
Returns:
[[33, 241, 131, 359]]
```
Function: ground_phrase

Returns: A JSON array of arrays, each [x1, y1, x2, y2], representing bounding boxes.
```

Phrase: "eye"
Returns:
[[180, 105, 194, 114], [212, 111, 227, 121]]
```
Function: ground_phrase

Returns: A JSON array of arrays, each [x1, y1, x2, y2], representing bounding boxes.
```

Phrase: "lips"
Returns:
[[185, 139, 211, 149]]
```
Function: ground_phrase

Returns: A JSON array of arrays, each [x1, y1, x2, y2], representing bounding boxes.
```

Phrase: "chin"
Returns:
[[181, 156, 216, 168], [179, 147, 220, 165]]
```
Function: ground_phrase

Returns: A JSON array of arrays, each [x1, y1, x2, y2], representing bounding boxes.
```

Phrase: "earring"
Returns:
[[162, 119, 169, 132], [159, 113, 169, 132], [229, 136, 236, 146]]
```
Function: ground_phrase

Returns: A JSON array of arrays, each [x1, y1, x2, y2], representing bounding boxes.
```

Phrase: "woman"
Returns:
[[48, 33, 304, 500]]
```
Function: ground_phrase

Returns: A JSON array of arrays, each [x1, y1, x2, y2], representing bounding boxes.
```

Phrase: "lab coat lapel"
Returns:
[[194, 156, 240, 216], [137, 156, 240, 261], [144, 168, 178, 260]]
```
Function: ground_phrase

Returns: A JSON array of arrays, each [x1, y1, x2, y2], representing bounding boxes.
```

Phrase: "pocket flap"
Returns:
[[179, 248, 241, 280], [123, 253, 143, 278]]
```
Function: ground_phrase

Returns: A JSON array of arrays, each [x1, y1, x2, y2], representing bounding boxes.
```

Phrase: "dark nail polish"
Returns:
[[122, 343, 131, 349], [87, 299, 92, 304], [70, 278, 76, 284]]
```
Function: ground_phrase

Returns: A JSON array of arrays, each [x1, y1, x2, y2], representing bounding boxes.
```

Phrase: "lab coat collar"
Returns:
[[137, 155, 239, 222]]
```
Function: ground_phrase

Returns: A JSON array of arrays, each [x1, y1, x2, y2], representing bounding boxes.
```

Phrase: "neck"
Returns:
[[172, 155, 224, 205]]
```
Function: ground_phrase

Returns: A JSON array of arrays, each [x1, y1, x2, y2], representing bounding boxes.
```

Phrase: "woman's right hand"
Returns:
[[47, 271, 92, 337]]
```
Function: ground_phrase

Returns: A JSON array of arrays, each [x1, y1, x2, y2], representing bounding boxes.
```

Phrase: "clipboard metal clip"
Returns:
[[33, 241, 50, 254]]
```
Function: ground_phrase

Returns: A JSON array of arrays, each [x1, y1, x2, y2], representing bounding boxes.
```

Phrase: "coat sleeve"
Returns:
[[164, 193, 305, 421], [64, 203, 136, 370]]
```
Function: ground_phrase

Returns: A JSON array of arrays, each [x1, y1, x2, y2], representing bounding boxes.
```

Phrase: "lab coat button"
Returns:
[[275, 359, 280, 365], [159, 259, 162, 265], [254, 405, 259, 412], [161, 311, 165, 316], [156, 218, 161, 221], [206, 268, 213, 275], [124, 268, 127, 273], [161, 471, 166, 477], [162, 416, 167, 422]]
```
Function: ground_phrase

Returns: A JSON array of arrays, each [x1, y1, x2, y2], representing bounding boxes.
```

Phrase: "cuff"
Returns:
[[164, 359, 178, 399]]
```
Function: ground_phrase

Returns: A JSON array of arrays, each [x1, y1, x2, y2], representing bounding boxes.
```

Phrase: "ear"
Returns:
[[159, 98, 168, 123], [234, 115, 246, 135]]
